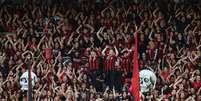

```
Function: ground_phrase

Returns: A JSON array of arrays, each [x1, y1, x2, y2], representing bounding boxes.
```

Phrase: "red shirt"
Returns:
[[192, 81, 201, 90], [59, 72, 65, 81], [160, 70, 170, 80], [83, 32, 91, 38], [89, 56, 99, 71], [59, 72, 70, 84], [120, 52, 132, 72], [104, 55, 117, 72], [72, 58, 81, 70], [104, 19, 112, 28], [146, 48, 155, 60], [44, 48, 52, 59], [29, 43, 37, 51], [127, 35, 132, 49]]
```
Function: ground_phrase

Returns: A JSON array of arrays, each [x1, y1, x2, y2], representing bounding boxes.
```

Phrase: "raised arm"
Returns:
[[157, 59, 162, 73], [76, 25, 82, 34], [82, 16, 88, 24], [53, 52, 61, 68], [37, 35, 46, 49], [96, 27, 104, 42], [101, 7, 107, 17], [6, 35, 14, 46], [103, 86, 109, 96], [173, 77, 183, 89], [114, 46, 119, 57], [22, 50, 34, 59], [102, 45, 108, 56], [109, 7, 114, 17], [197, 87, 201, 95], [75, 12, 82, 21], [57, 36, 65, 49], [184, 24, 190, 33], [148, 29, 154, 41], [120, 31, 128, 43], [86, 24, 94, 33], [112, 86, 116, 98], [196, 44, 201, 50], [153, 8, 159, 18]]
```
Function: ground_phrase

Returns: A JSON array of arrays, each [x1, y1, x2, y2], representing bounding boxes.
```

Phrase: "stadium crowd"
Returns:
[[0, 0, 201, 101]]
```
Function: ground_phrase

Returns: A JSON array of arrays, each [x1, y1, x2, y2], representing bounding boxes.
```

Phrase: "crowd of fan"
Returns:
[[0, 0, 201, 101]]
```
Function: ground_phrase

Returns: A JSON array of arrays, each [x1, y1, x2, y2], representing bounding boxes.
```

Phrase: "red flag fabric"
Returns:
[[131, 32, 140, 101]]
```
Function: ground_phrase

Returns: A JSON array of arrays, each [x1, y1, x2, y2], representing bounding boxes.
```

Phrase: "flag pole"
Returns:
[[28, 61, 32, 101]]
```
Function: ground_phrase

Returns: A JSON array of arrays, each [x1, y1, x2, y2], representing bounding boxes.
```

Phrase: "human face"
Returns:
[[74, 42, 79, 49], [104, 93, 109, 99], [83, 28, 88, 33], [172, 90, 176, 95], [63, 67, 67, 72], [181, 17, 186, 23], [180, 92, 185, 99], [190, 88, 195, 94], [83, 74, 87, 80], [82, 83, 86, 89], [47, 90, 51, 97], [142, 53, 146, 60], [109, 49, 114, 56], [109, 93, 113, 99], [164, 67, 168, 72], [196, 76, 200, 82], [123, 92, 127, 98], [55, 42, 59, 49]]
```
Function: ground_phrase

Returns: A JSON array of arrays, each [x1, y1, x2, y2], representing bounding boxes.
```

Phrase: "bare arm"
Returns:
[[75, 12, 82, 21], [197, 44, 201, 49], [148, 30, 154, 41], [37, 36, 46, 49], [184, 24, 190, 33], [82, 16, 88, 24], [103, 86, 109, 96], [157, 59, 162, 73], [113, 86, 116, 97], [125, 7, 131, 16], [76, 25, 82, 34], [53, 52, 61, 68], [185, 96, 195, 101], [96, 27, 104, 42], [153, 8, 159, 18], [114, 46, 119, 57], [101, 7, 107, 17], [197, 87, 201, 95], [22, 41, 29, 52], [6, 35, 14, 46], [173, 77, 183, 89], [109, 7, 114, 17], [102, 46, 108, 56], [116, 8, 120, 17], [121, 32, 128, 43], [86, 24, 94, 33], [22, 51, 34, 59]]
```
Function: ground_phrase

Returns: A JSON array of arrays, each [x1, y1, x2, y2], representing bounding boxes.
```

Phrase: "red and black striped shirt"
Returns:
[[88, 57, 99, 71], [103, 55, 117, 72], [120, 56, 131, 72]]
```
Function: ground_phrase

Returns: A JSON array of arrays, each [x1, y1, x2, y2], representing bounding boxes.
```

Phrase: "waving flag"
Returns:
[[131, 32, 140, 101]]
